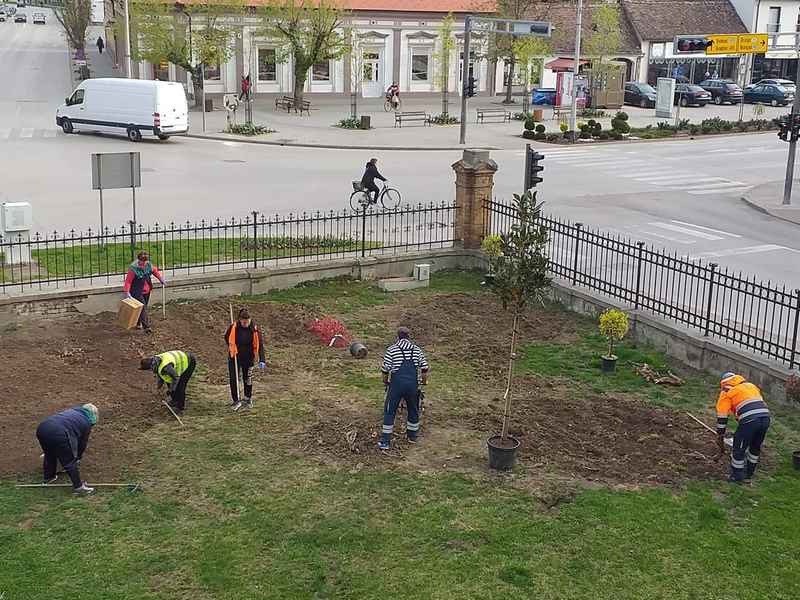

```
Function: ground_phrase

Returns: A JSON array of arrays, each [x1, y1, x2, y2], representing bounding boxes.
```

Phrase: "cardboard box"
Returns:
[[118, 297, 144, 329]]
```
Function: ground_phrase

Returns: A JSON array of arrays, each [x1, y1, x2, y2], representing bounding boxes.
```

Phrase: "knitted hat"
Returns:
[[80, 403, 98, 426], [720, 372, 737, 388]]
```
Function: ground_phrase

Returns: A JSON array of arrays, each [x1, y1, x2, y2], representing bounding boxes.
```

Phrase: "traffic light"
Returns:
[[524, 145, 545, 190], [779, 125, 790, 142], [464, 76, 477, 98], [673, 36, 713, 54]]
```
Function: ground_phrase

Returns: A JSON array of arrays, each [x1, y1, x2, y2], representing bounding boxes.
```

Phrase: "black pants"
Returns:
[[228, 356, 254, 401], [731, 415, 771, 481], [364, 182, 380, 204], [169, 354, 196, 410], [36, 424, 81, 488], [132, 291, 150, 329]]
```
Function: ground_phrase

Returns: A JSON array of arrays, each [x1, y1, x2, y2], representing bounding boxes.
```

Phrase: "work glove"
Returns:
[[73, 482, 95, 496], [259, 361, 266, 370]]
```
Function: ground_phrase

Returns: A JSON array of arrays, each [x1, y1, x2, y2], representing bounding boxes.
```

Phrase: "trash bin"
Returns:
[[532, 108, 543, 121], [359, 115, 371, 130], [204, 98, 213, 112]]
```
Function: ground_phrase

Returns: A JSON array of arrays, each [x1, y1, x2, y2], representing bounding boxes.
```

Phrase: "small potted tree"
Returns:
[[485, 190, 551, 470], [481, 234, 502, 286], [598, 308, 629, 373]]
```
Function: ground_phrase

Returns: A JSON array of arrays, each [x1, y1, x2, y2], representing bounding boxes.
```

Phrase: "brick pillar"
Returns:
[[452, 149, 498, 249]]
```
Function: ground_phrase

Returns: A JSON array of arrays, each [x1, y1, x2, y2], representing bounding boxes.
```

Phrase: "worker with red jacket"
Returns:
[[224, 308, 266, 411], [716, 372, 771, 482], [123, 250, 165, 333]]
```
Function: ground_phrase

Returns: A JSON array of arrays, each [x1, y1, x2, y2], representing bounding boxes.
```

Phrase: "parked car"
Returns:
[[56, 78, 189, 141], [0, 13, 6, 22], [744, 83, 795, 106], [13, 12, 26, 22], [32, 11, 44, 23], [674, 83, 712, 107], [624, 82, 657, 108], [698, 79, 743, 104], [746, 78, 796, 94]]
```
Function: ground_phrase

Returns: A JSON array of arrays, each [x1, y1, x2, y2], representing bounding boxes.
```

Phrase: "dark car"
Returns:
[[624, 82, 657, 108], [14, 12, 26, 22], [744, 83, 795, 106], [674, 83, 712, 107], [698, 79, 743, 105]]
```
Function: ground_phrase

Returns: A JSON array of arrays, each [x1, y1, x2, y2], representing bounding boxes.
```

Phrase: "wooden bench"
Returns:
[[476, 107, 511, 123], [552, 104, 570, 120], [274, 96, 312, 116], [394, 111, 431, 127]]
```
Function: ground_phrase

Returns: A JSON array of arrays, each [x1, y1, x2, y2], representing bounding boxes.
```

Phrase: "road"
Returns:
[[1, 15, 798, 291]]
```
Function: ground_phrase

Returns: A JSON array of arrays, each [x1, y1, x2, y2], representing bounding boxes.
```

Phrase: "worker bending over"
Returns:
[[716, 372, 771, 483], [140, 350, 197, 415], [36, 404, 98, 495], [380, 326, 429, 450], [224, 308, 266, 411]]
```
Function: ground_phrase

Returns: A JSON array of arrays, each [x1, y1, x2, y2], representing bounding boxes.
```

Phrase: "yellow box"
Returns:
[[707, 34, 739, 55], [118, 297, 144, 329]]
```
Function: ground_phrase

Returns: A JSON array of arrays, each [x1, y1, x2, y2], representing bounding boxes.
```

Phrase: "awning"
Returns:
[[545, 57, 590, 72]]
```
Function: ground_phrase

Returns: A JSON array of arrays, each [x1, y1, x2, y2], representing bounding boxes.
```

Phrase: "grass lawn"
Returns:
[[1, 271, 799, 600]]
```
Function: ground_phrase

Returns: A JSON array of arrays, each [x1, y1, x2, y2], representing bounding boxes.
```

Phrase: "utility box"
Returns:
[[1, 202, 33, 265], [360, 115, 371, 130], [414, 263, 431, 281], [1, 202, 33, 232], [118, 297, 144, 329]]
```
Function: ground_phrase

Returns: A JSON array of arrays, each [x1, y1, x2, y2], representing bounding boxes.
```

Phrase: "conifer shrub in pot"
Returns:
[[598, 308, 629, 373]]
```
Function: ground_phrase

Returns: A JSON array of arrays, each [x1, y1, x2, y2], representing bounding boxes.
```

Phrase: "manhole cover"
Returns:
[[223, 159, 247, 163]]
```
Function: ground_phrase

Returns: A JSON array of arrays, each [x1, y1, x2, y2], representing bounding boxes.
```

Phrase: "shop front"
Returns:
[[646, 41, 740, 85]]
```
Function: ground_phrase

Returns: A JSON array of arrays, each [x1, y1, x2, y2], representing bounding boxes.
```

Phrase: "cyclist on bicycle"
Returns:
[[385, 82, 400, 109], [360, 158, 387, 205]]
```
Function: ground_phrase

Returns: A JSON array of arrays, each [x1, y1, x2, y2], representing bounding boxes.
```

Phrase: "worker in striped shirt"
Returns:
[[379, 326, 429, 450]]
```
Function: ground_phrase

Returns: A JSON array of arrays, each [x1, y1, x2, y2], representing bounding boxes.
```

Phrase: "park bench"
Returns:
[[552, 104, 570, 120], [476, 107, 511, 124], [394, 111, 431, 127], [274, 96, 312, 116]]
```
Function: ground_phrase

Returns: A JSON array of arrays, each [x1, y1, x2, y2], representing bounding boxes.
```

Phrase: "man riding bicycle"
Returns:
[[361, 158, 387, 205], [385, 82, 400, 109]]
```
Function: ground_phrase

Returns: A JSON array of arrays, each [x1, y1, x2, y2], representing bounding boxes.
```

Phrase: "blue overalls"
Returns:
[[381, 348, 420, 447]]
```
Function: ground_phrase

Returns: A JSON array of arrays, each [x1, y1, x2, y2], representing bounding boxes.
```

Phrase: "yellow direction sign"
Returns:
[[737, 34, 769, 54], [707, 34, 739, 55]]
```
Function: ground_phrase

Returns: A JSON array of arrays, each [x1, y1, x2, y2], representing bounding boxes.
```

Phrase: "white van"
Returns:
[[56, 78, 189, 142]]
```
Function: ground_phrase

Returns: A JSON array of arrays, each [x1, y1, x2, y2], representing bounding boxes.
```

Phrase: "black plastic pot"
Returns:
[[601, 355, 617, 373], [793, 450, 800, 471], [349, 341, 368, 359], [487, 435, 520, 471]]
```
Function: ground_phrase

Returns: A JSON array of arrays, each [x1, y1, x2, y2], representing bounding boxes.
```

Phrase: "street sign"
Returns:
[[91, 152, 141, 190], [706, 34, 739, 55], [737, 34, 769, 54]]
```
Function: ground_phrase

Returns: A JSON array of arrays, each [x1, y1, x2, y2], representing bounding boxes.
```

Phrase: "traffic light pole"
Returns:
[[782, 40, 800, 205], [459, 15, 472, 145]]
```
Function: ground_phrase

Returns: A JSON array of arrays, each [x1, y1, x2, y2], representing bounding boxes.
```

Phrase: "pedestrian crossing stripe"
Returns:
[[0, 128, 60, 141]]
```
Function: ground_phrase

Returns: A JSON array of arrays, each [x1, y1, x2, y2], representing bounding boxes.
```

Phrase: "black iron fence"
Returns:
[[0, 203, 458, 293], [484, 199, 800, 369]]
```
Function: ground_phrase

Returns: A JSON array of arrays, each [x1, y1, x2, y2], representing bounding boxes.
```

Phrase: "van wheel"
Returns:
[[61, 118, 73, 134], [714, 96, 722, 105], [771, 99, 779, 107], [127, 127, 142, 142], [157, 134, 170, 140]]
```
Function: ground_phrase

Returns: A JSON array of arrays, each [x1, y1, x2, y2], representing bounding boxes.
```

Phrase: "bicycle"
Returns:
[[383, 96, 402, 112], [349, 181, 402, 211]]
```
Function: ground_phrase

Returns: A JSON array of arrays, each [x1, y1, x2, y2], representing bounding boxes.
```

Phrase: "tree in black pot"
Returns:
[[598, 308, 629, 373], [485, 190, 551, 470]]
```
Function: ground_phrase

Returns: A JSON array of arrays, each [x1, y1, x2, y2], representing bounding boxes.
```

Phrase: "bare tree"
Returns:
[[258, 0, 349, 108], [54, 0, 92, 53], [493, 0, 548, 104]]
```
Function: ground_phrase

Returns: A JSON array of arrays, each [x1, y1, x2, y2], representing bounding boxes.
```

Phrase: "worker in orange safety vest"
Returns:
[[716, 372, 771, 483]]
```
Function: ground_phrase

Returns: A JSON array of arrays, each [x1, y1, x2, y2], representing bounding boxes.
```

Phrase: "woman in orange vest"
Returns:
[[716, 372, 771, 483], [224, 308, 266, 411]]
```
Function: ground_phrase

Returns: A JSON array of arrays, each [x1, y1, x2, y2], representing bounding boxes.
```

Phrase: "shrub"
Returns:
[[611, 118, 630, 134], [597, 131, 610, 140], [545, 133, 561, 142], [563, 130, 575, 139], [689, 124, 701, 135], [430, 113, 459, 125], [226, 123, 275, 136], [677, 118, 691, 130], [614, 111, 629, 121], [599, 308, 629, 359], [524, 117, 536, 131], [656, 121, 674, 131], [579, 108, 606, 118], [579, 130, 591, 139], [481, 234, 503, 258], [611, 130, 624, 140], [786, 373, 800, 404], [522, 130, 536, 139], [337, 117, 362, 129], [593, 122, 602, 134], [587, 119, 597, 128], [559, 121, 569, 133], [535, 123, 546, 134], [534, 132, 546, 140], [640, 133, 654, 139], [513, 111, 532, 121]]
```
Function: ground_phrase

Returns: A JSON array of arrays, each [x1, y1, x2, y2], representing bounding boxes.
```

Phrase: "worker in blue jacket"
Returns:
[[35, 404, 98, 495]]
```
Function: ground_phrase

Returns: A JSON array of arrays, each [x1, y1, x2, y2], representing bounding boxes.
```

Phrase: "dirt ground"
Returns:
[[1, 288, 733, 488]]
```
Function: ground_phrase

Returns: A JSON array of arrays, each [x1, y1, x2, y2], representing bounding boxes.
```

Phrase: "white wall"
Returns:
[[730, 0, 758, 30]]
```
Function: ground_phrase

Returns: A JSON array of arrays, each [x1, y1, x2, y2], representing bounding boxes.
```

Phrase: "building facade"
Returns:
[[729, 0, 800, 80]]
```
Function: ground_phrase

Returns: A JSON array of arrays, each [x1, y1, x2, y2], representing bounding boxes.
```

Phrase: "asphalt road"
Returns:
[[1, 15, 798, 291]]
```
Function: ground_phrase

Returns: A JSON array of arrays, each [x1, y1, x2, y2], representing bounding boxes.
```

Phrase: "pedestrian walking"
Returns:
[[140, 351, 197, 415], [123, 250, 165, 333], [379, 326, 429, 450], [716, 372, 771, 483], [96, 36, 105, 54], [36, 404, 98, 495], [224, 308, 266, 411]]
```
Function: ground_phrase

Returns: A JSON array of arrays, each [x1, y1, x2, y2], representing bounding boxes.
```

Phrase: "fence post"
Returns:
[[252, 211, 258, 269], [452, 149, 498, 249], [571, 222, 583, 285], [703, 262, 718, 337], [634, 241, 645, 310], [790, 288, 800, 369], [129, 220, 136, 260], [360, 209, 367, 258]]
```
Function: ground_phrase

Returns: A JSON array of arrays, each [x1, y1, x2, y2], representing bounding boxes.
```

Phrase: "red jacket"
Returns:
[[123, 261, 163, 295]]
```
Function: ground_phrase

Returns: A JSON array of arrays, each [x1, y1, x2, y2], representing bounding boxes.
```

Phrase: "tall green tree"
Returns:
[[492, 0, 546, 104], [513, 36, 550, 111], [54, 0, 91, 53], [583, 3, 622, 79], [258, 0, 349, 107], [435, 13, 456, 117]]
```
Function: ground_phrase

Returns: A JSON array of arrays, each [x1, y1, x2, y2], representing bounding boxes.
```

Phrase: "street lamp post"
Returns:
[[123, 0, 132, 78], [569, 0, 583, 140]]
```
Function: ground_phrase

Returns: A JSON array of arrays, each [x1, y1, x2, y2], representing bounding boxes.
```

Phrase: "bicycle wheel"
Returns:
[[380, 187, 402, 210], [350, 190, 368, 212], [383, 100, 392, 112]]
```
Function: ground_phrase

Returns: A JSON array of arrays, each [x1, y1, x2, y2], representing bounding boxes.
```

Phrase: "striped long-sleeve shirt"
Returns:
[[381, 338, 429, 374]]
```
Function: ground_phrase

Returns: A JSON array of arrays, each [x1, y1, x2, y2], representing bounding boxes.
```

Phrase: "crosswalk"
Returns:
[[538, 148, 753, 196], [0, 128, 60, 141]]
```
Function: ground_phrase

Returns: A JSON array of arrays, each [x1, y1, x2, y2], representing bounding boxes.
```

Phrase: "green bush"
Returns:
[[598, 131, 610, 140], [587, 119, 597, 127], [579, 131, 591, 139], [640, 133, 654, 139], [593, 122, 602, 135], [226, 123, 275, 136], [524, 117, 537, 131], [546, 133, 561, 142], [611, 118, 630, 134], [430, 113, 459, 125], [534, 132, 546, 140], [535, 123, 546, 134], [611, 131, 624, 140], [523, 130, 536, 139], [614, 111, 629, 121], [689, 124, 701, 135], [337, 117, 362, 129]]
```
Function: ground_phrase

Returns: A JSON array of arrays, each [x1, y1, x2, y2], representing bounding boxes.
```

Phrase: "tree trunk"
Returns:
[[191, 76, 203, 109], [293, 68, 306, 108], [504, 57, 515, 104], [500, 311, 520, 440]]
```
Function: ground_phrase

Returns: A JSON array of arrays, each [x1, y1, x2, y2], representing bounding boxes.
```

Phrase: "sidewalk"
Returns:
[[742, 181, 800, 225], [71, 25, 122, 86]]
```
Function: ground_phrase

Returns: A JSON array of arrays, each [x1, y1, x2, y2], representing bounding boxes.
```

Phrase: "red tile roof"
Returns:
[[243, 0, 496, 11]]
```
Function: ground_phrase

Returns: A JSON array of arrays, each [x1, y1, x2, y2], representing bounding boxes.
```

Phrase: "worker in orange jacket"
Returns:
[[224, 308, 266, 411], [716, 372, 771, 482]]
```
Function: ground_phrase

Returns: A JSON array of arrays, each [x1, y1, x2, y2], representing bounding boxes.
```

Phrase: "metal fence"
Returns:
[[484, 199, 800, 369], [0, 203, 458, 293]]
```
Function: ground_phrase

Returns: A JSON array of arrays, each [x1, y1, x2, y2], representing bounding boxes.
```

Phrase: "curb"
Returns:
[[187, 132, 501, 152], [740, 187, 800, 227]]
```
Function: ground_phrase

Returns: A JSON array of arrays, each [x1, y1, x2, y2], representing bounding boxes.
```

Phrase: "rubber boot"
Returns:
[[745, 462, 757, 479], [378, 433, 390, 450]]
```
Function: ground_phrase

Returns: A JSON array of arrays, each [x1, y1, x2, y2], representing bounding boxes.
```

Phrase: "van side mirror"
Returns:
[[65, 97, 70, 105]]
